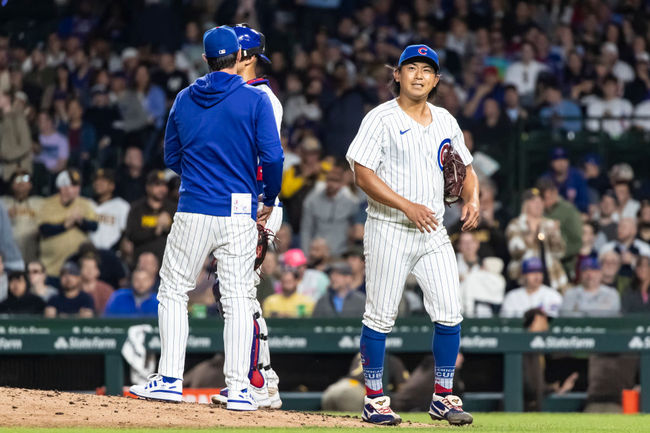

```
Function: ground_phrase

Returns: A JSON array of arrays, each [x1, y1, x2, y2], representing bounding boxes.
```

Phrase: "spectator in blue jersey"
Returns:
[[539, 83, 582, 133], [539, 147, 589, 213], [104, 268, 158, 317]]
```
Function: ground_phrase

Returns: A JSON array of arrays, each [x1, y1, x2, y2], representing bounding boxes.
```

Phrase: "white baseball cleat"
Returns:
[[362, 395, 402, 425], [129, 374, 183, 402], [429, 394, 474, 425], [250, 384, 272, 408], [226, 388, 258, 411], [210, 387, 228, 405]]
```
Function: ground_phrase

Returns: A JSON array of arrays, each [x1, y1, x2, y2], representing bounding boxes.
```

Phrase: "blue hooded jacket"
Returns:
[[164, 71, 283, 218]]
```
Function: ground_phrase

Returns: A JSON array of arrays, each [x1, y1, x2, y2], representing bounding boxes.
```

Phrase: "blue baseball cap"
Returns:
[[522, 257, 544, 274], [203, 26, 240, 58], [550, 147, 569, 160], [580, 257, 601, 271], [398, 44, 439, 71], [233, 24, 271, 64]]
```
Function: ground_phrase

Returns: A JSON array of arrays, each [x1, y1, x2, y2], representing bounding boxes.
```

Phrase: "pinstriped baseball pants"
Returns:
[[363, 217, 463, 333], [157, 212, 257, 392]]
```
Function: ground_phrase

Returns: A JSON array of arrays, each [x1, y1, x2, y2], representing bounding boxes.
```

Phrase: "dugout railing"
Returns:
[[0, 317, 649, 412]]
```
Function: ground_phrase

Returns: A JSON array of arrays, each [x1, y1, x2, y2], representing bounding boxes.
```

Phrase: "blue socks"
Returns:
[[360, 325, 386, 397], [432, 322, 461, 396]]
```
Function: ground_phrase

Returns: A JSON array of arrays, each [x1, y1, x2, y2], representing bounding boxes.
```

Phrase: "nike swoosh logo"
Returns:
[[400, 129, 411, 135]]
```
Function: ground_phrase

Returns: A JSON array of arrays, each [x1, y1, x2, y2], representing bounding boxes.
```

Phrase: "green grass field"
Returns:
[[3, 413, 650, 433]]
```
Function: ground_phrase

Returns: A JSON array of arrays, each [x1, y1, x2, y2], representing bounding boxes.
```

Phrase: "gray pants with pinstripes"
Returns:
[[363, 217, 463, 333], [157, 212, 257, 393]]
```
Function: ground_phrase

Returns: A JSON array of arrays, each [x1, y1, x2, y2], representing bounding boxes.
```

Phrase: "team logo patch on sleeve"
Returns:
[[437, 138, 451, 171]]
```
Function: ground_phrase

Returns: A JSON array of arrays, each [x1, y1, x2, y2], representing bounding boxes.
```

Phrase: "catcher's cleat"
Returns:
[[210, 387, 228, 405], [227, 388, 258, 411], [129, 374, 183, 402], [429, 394, 474, 425], [361, 395, 402, 425]]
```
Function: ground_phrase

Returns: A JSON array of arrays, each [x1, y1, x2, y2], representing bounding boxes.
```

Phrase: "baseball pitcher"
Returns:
[[346, 44, 480, 425]]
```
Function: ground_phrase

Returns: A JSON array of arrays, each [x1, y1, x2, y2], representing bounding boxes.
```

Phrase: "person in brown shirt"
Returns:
[[79, 254, 114, 315], [121, 170, 176, 266]]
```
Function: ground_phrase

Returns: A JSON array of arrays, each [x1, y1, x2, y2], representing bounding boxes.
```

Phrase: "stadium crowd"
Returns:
[[0, 0, 650, 320]]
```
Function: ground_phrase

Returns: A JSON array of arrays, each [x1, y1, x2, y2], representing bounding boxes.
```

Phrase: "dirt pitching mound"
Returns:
[[0, 387, 429, 429]]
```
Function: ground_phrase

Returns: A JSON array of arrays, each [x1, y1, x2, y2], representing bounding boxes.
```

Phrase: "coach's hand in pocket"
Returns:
[[402, 201, 438, 233]]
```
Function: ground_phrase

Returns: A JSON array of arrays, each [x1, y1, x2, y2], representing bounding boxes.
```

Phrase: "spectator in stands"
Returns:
[[501, 257, 563, 318], [276, 222, 293, 254], [135, 251, 160, 291], [27, 260, 57, 302], [621, 255, 650, 314], [456, 232, 481, 282], [585, 74, 633, 138], [538, 82, 582, 132], [104, 268, 157, 317], [581, 153, 610, 200], [609, 163, 640, 218], [460, 256, 506, 318], [560, 257, 621, 317], [84, 84, 122, 167], [594, 190, 620, 244], [38, 169, 97, 278], [505, 42, 547, 107], [599, 250, 629, 293], [282, 248, 329, 302], [537, 178, 583, 279], [600, 42, 634, 84], [576, 222, 599, 282], [0, 271, 46, 315], [152, 52, 188, 104], [502, 84, 528, 126], [633, 96, 650, 132], [301, 162, 358, 257], [470, 98, 511, 162], [307, 237, 331, 272], [58, 99, 96, 171], [280, 136, 331, 234], [600, 217, 650, 278], [624, 52, 650, 105], [89, 169, 130, 250], [35, 111, 67, 176], [313, 261, 365, 318], [44, 261, 94, 318], [115, 146, 146, 203], [121, 170, 175, 266], [343, 246, 365, 293], [2, 171, 44, 263], [638, 201, 650, 244], [79, 254, 113, 315], [506, 188, 568, 291], [463, 66, 504, 120], [262, 269, 314, 318], [133, 64, 166, 131], [540, 147, 589, 213], [0, 91, 32, 183], [110, 71, 150, 139]]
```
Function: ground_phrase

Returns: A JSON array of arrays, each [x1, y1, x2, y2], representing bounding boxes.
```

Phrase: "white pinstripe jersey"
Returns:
[[346, 98, 472, 227], [257, 83, 283, 136]]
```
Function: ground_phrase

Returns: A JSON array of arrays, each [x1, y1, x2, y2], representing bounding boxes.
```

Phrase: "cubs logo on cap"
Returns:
[[398, 44, 440, 71]]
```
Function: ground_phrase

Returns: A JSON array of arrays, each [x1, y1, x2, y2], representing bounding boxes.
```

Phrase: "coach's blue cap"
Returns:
[[580, 257, 601, 271], [522, 257, 544, 274], [398, 44, 439, 71], [203, 26, 240, 58], [233, 24, 271, 64]]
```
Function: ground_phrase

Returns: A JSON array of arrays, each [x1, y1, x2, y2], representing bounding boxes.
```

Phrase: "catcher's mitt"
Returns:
[[443, 146, 466, 206], [255, 224, 274, 270]]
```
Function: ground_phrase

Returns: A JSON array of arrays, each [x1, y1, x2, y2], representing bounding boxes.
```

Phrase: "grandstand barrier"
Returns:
[[0, 317, 649, 412]]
